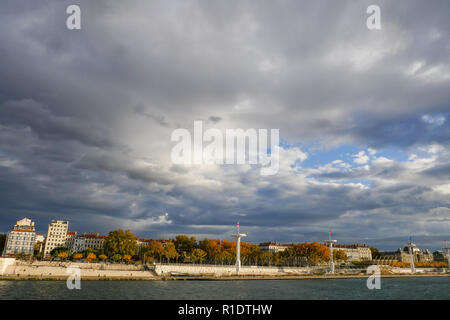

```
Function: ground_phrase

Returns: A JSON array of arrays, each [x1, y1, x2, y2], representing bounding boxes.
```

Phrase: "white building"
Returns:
[[65, 231, 77, 252], [259, 242, 290, 253], [2, 218, 36, 256], [43, 220, 69, 257], [333, 244, 372, 262], [70, 233, 107, 253], [35, 234, 45, 243]]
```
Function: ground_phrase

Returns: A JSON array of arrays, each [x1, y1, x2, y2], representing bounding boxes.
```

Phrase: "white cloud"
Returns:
[[421, 114, 445, 126], [353, 151, 370, 165]]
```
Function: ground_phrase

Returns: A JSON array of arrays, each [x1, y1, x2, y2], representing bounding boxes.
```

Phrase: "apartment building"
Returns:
[[259, 242, 290, 253], [65, 231, 77, 251], [42, 220, 69, 257], [70, 233, 107, 253], [333, 244, 372, 262], [2, 218, 36, 256]]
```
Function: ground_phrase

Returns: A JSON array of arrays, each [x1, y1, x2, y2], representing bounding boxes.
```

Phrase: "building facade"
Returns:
[[259, 242, 290, 253], [43, 220, 69, 257], [433, 250, 449, 262], [333, 244, 372, 262], [65, 231, 77, 252], [2, 218, 36, 256], [376, 243, 434, 264], [70, 233, 106, 253]]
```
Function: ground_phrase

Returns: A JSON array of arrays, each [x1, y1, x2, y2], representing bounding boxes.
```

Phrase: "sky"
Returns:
[[0, 0, 449, 251]]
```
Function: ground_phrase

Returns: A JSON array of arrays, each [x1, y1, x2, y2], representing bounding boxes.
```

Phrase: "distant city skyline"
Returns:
[[1, 217, 448, 252]]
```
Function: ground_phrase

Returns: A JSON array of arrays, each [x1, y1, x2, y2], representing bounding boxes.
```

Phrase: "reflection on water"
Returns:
[[0, 277, 449, 300]]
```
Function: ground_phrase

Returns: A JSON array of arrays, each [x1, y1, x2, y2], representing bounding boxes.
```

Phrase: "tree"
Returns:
[[83, 247, 99, 256], [286, 242, 329, 266], [72, 253, 83, 260], [57, 252, 69, 260], [174, 235, 197, 257], [163, 242, 179, 263], [86, 253, 96, 262], [191, 248, 207, 263], [334, 250, 348, 262], [123, 254, 132, 263], [221, 240, 236, 264], [199, 239, 222, 264], [104, 229, 138, 257], [99, 254, 107, 262], [141, 240, 165, 262], [240, 242, 259, 265], [50, 247, 70, 258], [369, 246, 380, 259], [307, 242, 329, 265], [111, 254, 122, 262], [33, 243, 42, 258], [280, 247, 297, 266]]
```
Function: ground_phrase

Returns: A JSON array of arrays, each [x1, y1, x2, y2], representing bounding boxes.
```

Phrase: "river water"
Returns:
[[0, 277, 449, 300]]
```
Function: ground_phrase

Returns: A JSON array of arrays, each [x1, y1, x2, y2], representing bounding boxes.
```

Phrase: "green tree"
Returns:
[[191, 248, 207, 263], [163, 242, 179, 263], [111, 254, 122, 262], [104, 229, 138, 257], [174, 235, 197, 257], [33, 242, 42, 258], [369, 246, 380, 259], [333, 249, 348, 262]]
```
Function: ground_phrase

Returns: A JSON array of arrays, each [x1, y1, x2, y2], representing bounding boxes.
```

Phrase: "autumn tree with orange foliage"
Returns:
[[86, 253, 96, 262], [72, 253, 83, 260]]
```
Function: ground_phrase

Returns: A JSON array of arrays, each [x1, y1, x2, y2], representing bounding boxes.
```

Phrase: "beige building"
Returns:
[[333, 244, 372, 262], [2, 218, 36, 256], [376, 243, 434, 264], [43, 220, 69, 257], [259, 242, 290, 253]]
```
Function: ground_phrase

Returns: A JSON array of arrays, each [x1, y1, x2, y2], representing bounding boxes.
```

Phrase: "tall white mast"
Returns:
[[405, 236, 416, 273], [232, 222, 247, 274], [325, 230, 337, 274], [443, 240, 450, 272]]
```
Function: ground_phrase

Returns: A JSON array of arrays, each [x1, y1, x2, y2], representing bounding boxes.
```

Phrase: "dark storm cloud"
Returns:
[[0, 0, 449, 248]]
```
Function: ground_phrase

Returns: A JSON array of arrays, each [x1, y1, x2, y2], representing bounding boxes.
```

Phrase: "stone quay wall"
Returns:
[[2, 261, 156, 279], [0, 258, 16, 275], [153, 263, 324, 276]]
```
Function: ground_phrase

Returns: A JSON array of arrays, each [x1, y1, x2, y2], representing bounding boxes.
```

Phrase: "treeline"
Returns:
[[36, 230, 349, 266], [138, 234, 348, 266], [392, 261, 448, 268]]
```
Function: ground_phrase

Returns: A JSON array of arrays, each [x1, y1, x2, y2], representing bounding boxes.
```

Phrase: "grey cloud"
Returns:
[[0, 0, 449, 249]]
